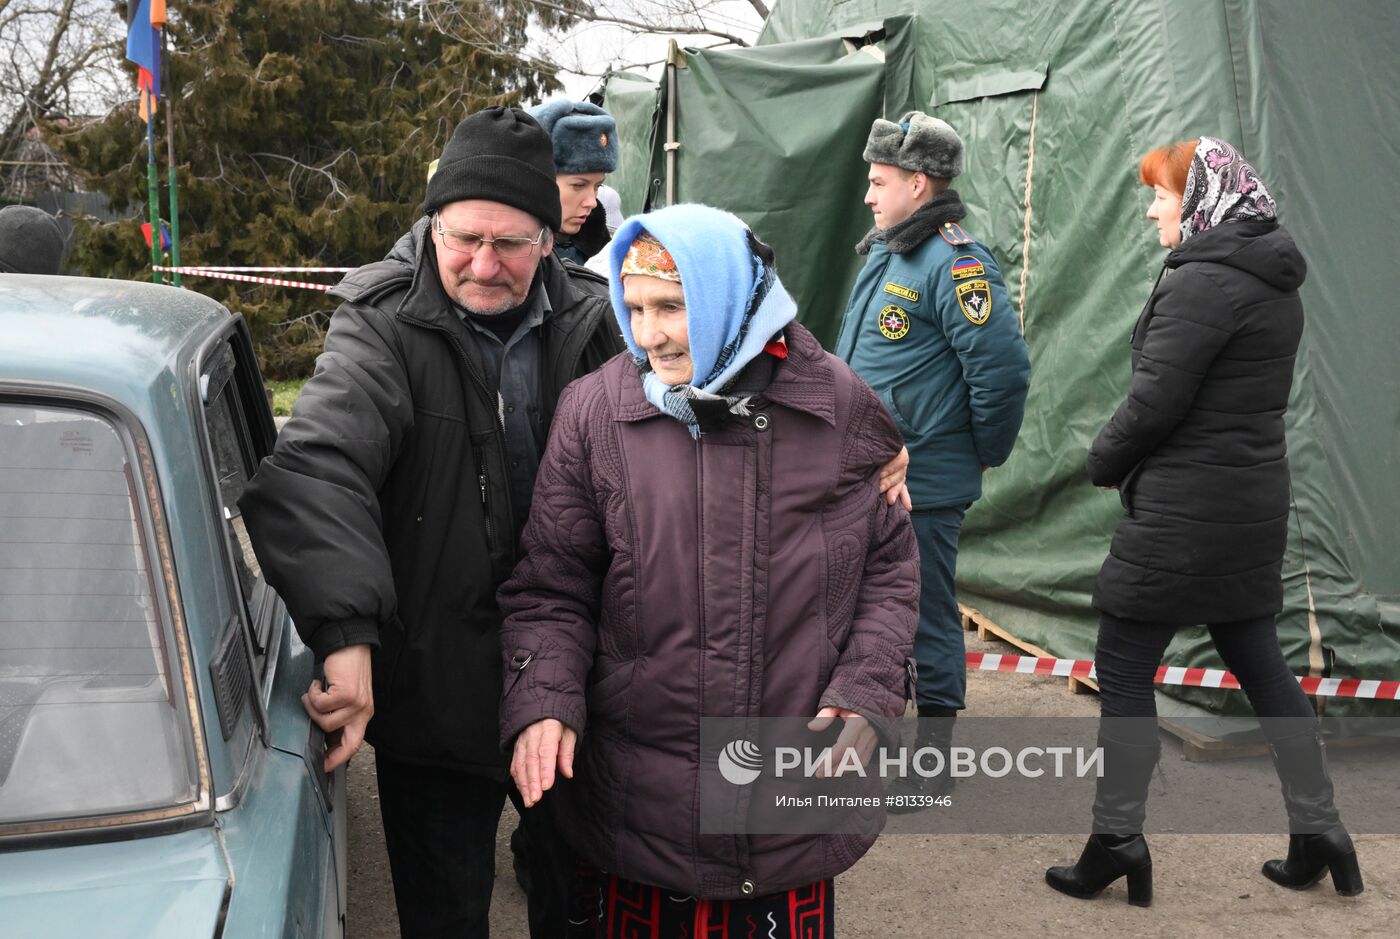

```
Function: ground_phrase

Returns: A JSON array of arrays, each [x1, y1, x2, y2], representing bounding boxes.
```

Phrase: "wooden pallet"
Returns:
[[959, 602, 1099, 696], [1157, 717, 1269, 762], [1156, 718, 1400, 763]]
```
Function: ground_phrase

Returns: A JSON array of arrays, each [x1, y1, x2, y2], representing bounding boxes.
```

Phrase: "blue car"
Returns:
[[0, 275, 346, 938]]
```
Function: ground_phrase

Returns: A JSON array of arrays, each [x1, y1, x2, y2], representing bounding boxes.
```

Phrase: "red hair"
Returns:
[[1138, 139, 1198, 194]]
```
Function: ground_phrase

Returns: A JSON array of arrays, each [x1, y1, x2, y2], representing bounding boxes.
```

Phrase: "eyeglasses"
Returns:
[[433, 215, 547, 259]]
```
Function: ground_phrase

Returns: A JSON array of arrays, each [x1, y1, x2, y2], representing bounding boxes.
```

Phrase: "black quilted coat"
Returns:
[[1088, 220, 1306, 625]]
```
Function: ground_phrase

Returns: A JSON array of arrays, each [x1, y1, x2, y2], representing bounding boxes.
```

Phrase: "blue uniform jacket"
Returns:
[[835, 221, 1030, 509]]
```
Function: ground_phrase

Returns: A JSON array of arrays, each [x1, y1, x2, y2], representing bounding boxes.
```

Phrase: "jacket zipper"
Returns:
[[402, 315, 509, 554], [1131, 263, 1171, 346], [478, 472, 497, 548], [695, 437, 707, 699]]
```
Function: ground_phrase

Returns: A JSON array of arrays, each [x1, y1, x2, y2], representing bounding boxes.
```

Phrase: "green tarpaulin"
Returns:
[[602, 0, 1400, 733]]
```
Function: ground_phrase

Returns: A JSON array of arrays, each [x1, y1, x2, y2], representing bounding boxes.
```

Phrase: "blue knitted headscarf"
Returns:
[[607, 204, 797, 435]]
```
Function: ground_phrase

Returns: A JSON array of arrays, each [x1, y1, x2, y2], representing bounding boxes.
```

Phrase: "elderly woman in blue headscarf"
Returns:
[[1045, 138, 1362, 906], [499, 204, 919, 937]]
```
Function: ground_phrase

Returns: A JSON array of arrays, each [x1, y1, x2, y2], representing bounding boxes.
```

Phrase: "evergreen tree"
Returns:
[[49, 0, 558, 376]]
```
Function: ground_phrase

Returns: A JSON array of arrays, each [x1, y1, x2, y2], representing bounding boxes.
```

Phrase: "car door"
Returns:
[[196, 321, 347, 938]]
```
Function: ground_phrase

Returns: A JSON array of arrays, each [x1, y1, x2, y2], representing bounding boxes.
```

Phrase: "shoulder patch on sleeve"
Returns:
[[938, 221, 974, 246], [955, 280, 992, 325], [950, 255, 985, 280]]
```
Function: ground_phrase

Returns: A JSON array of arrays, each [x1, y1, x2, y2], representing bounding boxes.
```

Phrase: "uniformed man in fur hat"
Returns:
[[834, 111, 1031, 808]]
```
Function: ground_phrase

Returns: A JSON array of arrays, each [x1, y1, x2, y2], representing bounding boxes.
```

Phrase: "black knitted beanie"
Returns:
[[424, 107, 561, 231], [0, 205, 66, 274]]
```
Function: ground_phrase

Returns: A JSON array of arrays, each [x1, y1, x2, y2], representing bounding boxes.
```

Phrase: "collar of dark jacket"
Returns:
[[856, 189, 966, 256], [614, 322, 836, 427], [689, 353, 779, 433]]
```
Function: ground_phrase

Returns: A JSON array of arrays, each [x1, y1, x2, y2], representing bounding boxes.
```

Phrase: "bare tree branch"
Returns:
[[418, 0, 765, 88], [0, 0, 126, 191], [251, 150, 356, 210], [272, 309, 331, 333], [31, 0, 77, 95], [527, 0, 754, 47]]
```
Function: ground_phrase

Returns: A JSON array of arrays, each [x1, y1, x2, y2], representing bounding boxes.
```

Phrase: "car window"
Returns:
[[0, 403, 200, 827], [202, 342, 269, 658]]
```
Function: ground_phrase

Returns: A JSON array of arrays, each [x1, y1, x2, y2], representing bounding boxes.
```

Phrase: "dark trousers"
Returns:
[[375, 755, 574, 939], [1095, 613, 1315, 727], [909, 506, 967, 709]]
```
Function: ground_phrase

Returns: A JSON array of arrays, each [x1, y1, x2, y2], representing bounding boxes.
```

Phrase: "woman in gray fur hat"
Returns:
[[528, 99, 620, 265]]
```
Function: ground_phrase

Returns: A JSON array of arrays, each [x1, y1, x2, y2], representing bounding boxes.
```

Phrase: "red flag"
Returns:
[[141, 222, 171, 251]]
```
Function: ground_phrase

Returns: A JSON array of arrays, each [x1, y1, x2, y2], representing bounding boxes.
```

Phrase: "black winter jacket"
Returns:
[[240, 221, 623, 774], [1088, 220, 1305, 625]]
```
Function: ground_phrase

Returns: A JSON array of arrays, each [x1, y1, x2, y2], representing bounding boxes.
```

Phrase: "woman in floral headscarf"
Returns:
[[1044, 138, 1363, 905]]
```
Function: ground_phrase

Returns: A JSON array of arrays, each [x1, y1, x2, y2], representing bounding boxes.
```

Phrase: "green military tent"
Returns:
[[600, 0, 1400, 738]]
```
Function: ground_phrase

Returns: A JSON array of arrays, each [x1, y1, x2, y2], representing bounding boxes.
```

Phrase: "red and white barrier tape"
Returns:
[[182, 266, 355, 273], [965, 652, 1400, 701], [153, 265, 337, 291]]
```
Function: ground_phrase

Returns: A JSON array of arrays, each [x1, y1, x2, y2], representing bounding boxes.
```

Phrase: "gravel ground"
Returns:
[[346, 630, 1400, 937]]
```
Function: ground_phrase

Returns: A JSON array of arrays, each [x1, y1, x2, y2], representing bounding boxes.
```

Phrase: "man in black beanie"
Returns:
[[240, 106, 622, 937]]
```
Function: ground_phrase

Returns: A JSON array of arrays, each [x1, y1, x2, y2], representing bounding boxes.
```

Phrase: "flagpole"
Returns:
[[161, 25, 181, 286], [145, 99, 162, 284], [127, 0, 165, 284]]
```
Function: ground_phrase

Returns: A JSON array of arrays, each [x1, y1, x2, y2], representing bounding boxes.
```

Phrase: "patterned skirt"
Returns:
[[566, 866, 836, 939]]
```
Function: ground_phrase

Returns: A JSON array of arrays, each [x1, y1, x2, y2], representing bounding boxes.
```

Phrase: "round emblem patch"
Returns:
[[879, 304, 911, 340], [600, 132, 609, 148]]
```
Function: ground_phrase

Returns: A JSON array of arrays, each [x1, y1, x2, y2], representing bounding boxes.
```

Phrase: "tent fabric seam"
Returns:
[[1287, 477, 1326, 677], [1018, 90, 1039, 335]]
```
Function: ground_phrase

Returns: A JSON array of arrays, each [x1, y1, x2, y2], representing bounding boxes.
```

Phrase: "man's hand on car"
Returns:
[[304, 643, 374, 772]]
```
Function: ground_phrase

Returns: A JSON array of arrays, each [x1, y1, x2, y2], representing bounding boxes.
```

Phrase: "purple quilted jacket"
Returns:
[[498, 323, 919, 898]]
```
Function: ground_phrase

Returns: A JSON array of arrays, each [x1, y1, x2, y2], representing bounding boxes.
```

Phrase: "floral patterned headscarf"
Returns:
[[1180, 137, 1277, 243], [620, 231, 681, 282]]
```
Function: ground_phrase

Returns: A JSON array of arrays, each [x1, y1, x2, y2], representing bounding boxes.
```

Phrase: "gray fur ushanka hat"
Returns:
[[527, 99, 619, 176], [863, 110, 964, 179]]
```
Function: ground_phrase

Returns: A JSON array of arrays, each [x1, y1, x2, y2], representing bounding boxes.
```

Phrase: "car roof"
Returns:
[[0, 274, 233, 404]]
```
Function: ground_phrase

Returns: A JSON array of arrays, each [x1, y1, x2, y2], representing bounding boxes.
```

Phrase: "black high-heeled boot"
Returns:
[[1046, 728, 1159, 907], [1261, 729, 1363, 896], [1046, 834, 1154, 906]]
